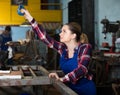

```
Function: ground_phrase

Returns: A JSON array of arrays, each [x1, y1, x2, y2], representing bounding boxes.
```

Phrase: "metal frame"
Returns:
[[0, 65, 78, 95]]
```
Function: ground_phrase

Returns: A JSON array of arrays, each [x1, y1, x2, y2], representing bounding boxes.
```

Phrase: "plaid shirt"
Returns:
[[30, 19, 93, 84]]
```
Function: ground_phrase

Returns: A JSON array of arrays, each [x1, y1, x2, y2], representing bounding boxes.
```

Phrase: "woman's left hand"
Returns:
[[49, 73, 63, 82]]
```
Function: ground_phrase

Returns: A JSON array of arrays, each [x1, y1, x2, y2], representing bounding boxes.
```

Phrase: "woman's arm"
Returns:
[[20, 9, 64, 54], [62, 44, 92, 84]]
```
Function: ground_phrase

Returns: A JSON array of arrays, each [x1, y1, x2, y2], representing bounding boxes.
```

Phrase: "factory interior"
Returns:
[[0, 0, 120, 95]]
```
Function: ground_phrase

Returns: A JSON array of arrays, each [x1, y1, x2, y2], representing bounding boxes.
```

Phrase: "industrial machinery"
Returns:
[[101, 17, 120, 52], [101, 17, 120, 39]]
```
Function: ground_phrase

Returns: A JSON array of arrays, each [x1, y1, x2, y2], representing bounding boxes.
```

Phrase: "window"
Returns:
[[11, 0, 28, 5], [41, 0, 61, 10]]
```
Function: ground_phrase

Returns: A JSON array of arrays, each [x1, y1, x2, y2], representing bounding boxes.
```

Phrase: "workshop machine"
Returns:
[[101, 17, 120, 52]]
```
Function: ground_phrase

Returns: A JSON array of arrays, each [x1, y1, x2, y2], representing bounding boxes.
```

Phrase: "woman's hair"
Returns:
[[80, 33, 89, 43], [65, 22, 82, 42]]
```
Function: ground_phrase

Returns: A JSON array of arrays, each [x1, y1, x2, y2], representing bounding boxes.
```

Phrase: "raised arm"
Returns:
[[20, 9, 64, 54]]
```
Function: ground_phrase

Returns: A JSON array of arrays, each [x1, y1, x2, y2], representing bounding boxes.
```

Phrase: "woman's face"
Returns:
[[59, 25, 75, 44]]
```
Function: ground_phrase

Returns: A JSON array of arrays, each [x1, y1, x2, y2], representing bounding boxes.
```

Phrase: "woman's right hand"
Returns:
[[21, 9, 33, 22]]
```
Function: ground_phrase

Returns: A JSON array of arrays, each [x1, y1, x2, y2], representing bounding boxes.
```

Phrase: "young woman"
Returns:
[[20, 9, 96, 95]]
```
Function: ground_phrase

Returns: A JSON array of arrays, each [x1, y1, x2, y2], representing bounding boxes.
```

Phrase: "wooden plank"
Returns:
[[28, 67, 37, 77], [0, 76, 50, 86], [38, 65, 49, 75], [19, 67, 24, 78], [50, 79, 78, 95]]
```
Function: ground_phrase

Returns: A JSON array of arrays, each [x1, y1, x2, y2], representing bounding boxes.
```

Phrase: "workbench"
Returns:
[[104, 52, 120, 57], [92, 51, 120, 85], [0, 65, 77, 95]]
